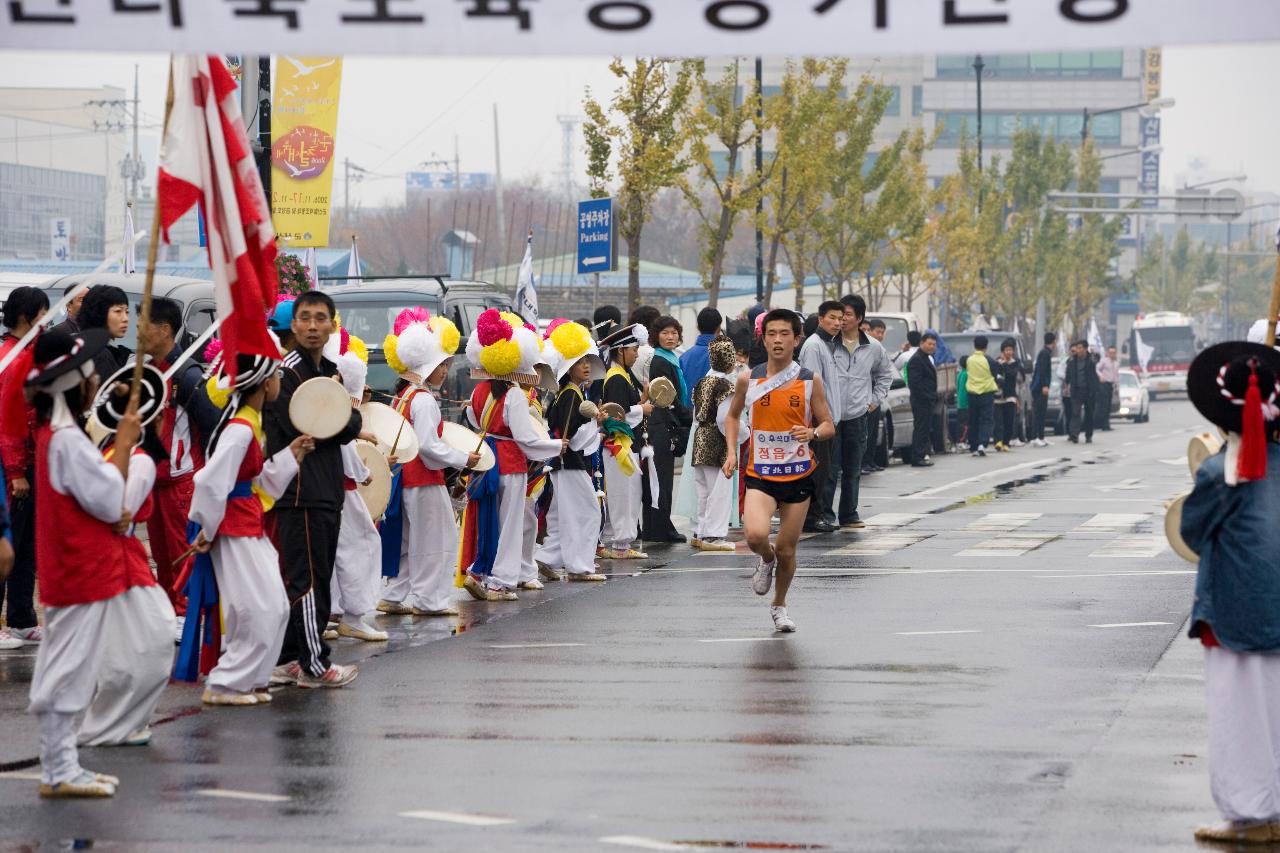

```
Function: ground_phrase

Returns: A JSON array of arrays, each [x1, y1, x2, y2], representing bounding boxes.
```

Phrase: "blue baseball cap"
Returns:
[[268, 299, 295, 331]]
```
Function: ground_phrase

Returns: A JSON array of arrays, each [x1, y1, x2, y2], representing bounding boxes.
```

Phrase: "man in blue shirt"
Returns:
[[679, 307, 721, 391]]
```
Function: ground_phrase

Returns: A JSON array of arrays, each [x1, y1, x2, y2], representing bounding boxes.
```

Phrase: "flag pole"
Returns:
[[1266, 227, 1280, 347], [125, 59, 176, 424]]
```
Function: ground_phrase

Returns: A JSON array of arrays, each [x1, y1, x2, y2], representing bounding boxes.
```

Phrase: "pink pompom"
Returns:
[[544, 318, 568, 339], [393, 306, 432, 336], [475, 308, 513, 346], [339, 327, 351, 355], [204, 338, 224, 363], [524, 322, 536, 334]]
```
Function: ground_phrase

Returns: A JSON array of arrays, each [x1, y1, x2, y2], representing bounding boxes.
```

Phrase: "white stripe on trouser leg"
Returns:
[[693, 464, 732, 541], [488, 473, 528, 590], [333, 489, 380, 619], [1205, 645, 1280, 822], [301, 591, 324, 677], [399, 485, 459, 612], [536, 469, 599, 575], [78, 585, 175, 745], [206, 536, 290, 694], [601, 450, 640, 550]]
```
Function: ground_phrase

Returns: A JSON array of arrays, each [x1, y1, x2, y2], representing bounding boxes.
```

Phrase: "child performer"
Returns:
[[536, 320, 608, 581], [517, 363, 557, 590], [722, 309, 835, 634], [689, 338, 739, 552], [596, 323, 652, 560], [330, 335, 388, 641], [378, 310, 476, 616], [26, 328, 176, 798], [1182, 342, 1280, 845], [190, 353, 314, 705], [461, 310, 564, 600]]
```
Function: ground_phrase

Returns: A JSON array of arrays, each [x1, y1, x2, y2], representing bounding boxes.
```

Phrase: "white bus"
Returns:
[[1129, 312, 1197, 398]]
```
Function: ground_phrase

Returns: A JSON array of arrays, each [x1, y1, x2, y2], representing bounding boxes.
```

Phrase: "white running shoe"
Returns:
[[1009, 438, 1025, 447], [752, 555, 776, 596], [770, 606, 796, 633], [976, 445, 987, 457], [0, 628, 23, 650]]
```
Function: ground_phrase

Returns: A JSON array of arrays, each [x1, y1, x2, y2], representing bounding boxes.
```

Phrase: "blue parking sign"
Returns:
[[577, 198, 615, 275]]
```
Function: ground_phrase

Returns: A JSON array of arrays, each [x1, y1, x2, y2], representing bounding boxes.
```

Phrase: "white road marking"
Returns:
[[956, 533, 1058, 557], [487, 643, 587, 649], [1076, 513, 1149, 532], [698, 637, 786, 643], [195, 788, 292, 803], [1123, 441, 1137, 447], [899, 458, 1057, 498], [1094, 478, 1144, 492], [1088, 622, 1174, 628], [0, 771, 42, 781], [399, 810, 516, 826], [861, 512, 926, 528], [832, 532, 934, 556], [1036, 570, 1194, 578], [1159, 457, 1185, 466], [961, 512, 1041, 532], [1090, 535, 1168, 558], [600, 837, 690, 851], [895, 630, 981, 636]]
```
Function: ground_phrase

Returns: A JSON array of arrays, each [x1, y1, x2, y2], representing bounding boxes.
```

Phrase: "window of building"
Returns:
[[883, 86, 901, 117], [911, 85, 923, 117], [936, 51, 1127, 79], [934, 110, 1123, 146]]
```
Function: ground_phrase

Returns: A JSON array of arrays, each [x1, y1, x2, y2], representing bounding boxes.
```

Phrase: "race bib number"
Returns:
[[752, 429, 812, 479]]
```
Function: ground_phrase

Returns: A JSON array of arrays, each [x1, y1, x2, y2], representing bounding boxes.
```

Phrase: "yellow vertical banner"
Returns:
[[271, 56, 343, 247]]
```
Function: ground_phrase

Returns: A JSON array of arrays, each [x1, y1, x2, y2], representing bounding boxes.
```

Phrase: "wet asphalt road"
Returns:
[[0, 400, 1221, 851]]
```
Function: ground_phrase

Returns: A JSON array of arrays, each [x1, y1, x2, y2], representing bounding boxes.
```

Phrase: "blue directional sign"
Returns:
[[576, 197, 615, 275]]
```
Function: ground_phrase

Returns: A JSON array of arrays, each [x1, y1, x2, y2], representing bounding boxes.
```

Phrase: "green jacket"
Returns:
[[957, 370, 969, 409]]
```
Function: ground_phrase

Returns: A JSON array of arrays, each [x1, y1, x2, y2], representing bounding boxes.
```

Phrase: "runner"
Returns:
[[721, 309, 835, 633]]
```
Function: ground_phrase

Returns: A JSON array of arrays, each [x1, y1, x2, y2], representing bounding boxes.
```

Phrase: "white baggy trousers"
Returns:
[[384, 484, 459, 612], [207, 535, 290, 695], [331, 488, 381, 620], [692, 464, 733, 541], [601, 451, 640, 551], [536, 469, 600, 576], [1205, 645, 1280, 823]]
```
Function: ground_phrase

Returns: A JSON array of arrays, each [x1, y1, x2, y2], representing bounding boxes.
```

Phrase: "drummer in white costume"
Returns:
[[329, 338, 388, 641], [596, 323, 651, 560], [517, 362, 557, 590], [190, 352, 314, 706], [536, 320, 608, 582], [379, 311, 478, 616], [26, 328, 176, 798]]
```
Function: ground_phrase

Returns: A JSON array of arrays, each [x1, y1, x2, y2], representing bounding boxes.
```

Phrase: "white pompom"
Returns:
[[337, 352, 367, 399]]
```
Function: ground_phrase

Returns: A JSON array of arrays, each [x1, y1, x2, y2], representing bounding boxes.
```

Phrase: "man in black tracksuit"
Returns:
[[265, 291, 362, 686], [1063, 340, 1099, 445], [907, 333, 939, 466]]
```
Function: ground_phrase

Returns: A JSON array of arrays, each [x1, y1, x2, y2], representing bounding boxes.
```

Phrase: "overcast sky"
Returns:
[[2, 42, 1278, 212]]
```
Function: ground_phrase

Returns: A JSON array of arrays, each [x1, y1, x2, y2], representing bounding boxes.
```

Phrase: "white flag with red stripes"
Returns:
[[157, 55, 280, 368]]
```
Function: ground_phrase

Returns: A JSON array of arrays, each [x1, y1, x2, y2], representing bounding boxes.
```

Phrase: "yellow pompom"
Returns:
[[499, 311, 526, 332], [550, 321, 590, 362], [347, 335, 369, 365], [480, 338, 522, 377], [428, 316, 461, 356], [205, 374, 232, 410], [333, 310, 341, 329], [384, 333, 407, 374]]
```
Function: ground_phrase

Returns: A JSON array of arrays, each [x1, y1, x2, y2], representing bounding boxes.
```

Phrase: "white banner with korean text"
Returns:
[[3, 1, 1279, 56]]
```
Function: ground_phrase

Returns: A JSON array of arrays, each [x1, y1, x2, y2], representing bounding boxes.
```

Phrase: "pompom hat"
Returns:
[[383, 307, 459, 384], [467, 307, 542, 385], [543, 319, 605, 383]]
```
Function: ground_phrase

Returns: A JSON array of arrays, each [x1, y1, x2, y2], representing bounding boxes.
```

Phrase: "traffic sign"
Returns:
[[1214, 188, 1245, 221], [577, 198, 615, 276]]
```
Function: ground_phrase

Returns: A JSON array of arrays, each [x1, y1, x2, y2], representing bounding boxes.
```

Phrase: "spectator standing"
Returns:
[[0, 287, 48, 648], [893, 330, 921, 372], [592, 305, 622, 341], [907, 333, 938, 467], [77, 285, 132, 381], [47, 281, 86, 337], [965, 336, 997, 456], [1063, 340, 1099, 444], [1029, 333, 1056, 447], [956, 356, 970, 446], [643, 316, 693, 543], [798, 301, 844, 533], [679, 307, 721, 391], [828, 294, 892, 529], [992, 338, 1022, 452], [1096, 345, 1119, 431], [860, 317, 889, 474]]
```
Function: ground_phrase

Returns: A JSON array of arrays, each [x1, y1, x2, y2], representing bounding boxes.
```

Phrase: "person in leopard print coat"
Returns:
[[688, 338, 738, 551]]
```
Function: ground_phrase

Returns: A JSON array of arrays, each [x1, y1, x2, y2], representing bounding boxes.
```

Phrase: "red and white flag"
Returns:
[[157, 55, 280, 368]]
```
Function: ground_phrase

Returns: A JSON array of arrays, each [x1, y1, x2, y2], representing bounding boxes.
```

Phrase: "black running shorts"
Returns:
[[744, 473, 816, 505]]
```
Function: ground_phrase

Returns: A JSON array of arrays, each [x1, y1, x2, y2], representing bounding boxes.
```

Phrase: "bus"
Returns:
[[1129, 312, 1197, 398]]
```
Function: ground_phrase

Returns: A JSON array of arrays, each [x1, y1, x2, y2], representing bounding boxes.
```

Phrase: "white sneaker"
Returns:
[[0, 628, 22, 650], [770, 606, 796, 633], [752, 554, 776, 596], [976, 445, 987, 457], [172, 616, 186, 644], [1009, 439, 1025, 447]]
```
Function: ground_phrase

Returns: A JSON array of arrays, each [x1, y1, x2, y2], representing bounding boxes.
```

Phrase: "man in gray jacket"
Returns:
[[830, 294, 893, 528], [799, 301, 845, 533]]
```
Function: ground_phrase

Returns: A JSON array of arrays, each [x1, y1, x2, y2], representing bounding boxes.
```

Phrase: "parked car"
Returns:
[[40, 273, 217, 357], [1117, 368, 1150, 422], [865, 311, 921, 357], [324, 277, 512, 419]]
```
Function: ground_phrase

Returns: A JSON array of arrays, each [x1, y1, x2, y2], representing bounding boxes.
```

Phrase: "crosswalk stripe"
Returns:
[[1089, 535, 1168, 558], [961, 512, 1041, 532], [1076, 513, 1149, 532], [832, 532, 934, 556], [861, 513, 926, 528], [956, 533, 1059, 557]]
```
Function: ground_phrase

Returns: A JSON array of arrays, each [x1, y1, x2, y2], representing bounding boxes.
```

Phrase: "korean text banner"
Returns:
[[4, 1, 1280, 56], [271, 56, 342, 248]]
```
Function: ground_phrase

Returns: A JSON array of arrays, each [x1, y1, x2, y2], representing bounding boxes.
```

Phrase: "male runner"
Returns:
[[722, 309, 835, 633]]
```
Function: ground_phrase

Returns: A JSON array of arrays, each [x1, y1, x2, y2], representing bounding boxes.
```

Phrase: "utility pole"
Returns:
[[129, 64, 140, 203], [454, 134, 461, 197], [754, 56, 764, 305], [344, 157, 352, 226], [973, 54, 985, 172], [493, 103, 507, 267], [556, 115, 581, 202], [257, 56, 272, 205]]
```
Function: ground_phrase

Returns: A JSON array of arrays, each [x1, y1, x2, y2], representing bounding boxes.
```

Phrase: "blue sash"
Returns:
[[379, 467, 404, 578], [464, 436, 502, 578]]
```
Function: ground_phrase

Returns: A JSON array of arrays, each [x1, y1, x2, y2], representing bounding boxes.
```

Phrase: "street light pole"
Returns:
[[973, 54, 985, 172], [755, 56, 764, 305]]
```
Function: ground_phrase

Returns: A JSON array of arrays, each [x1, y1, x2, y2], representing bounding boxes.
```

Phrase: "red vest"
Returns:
[[470, 381, 526, 475], [397, 388, 445, 488], [218, 418, 267, 538], [35, 426, 156, 607]]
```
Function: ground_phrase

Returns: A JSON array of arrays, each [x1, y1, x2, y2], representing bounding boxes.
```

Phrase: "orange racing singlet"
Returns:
[[746, 363, 814, 483]]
